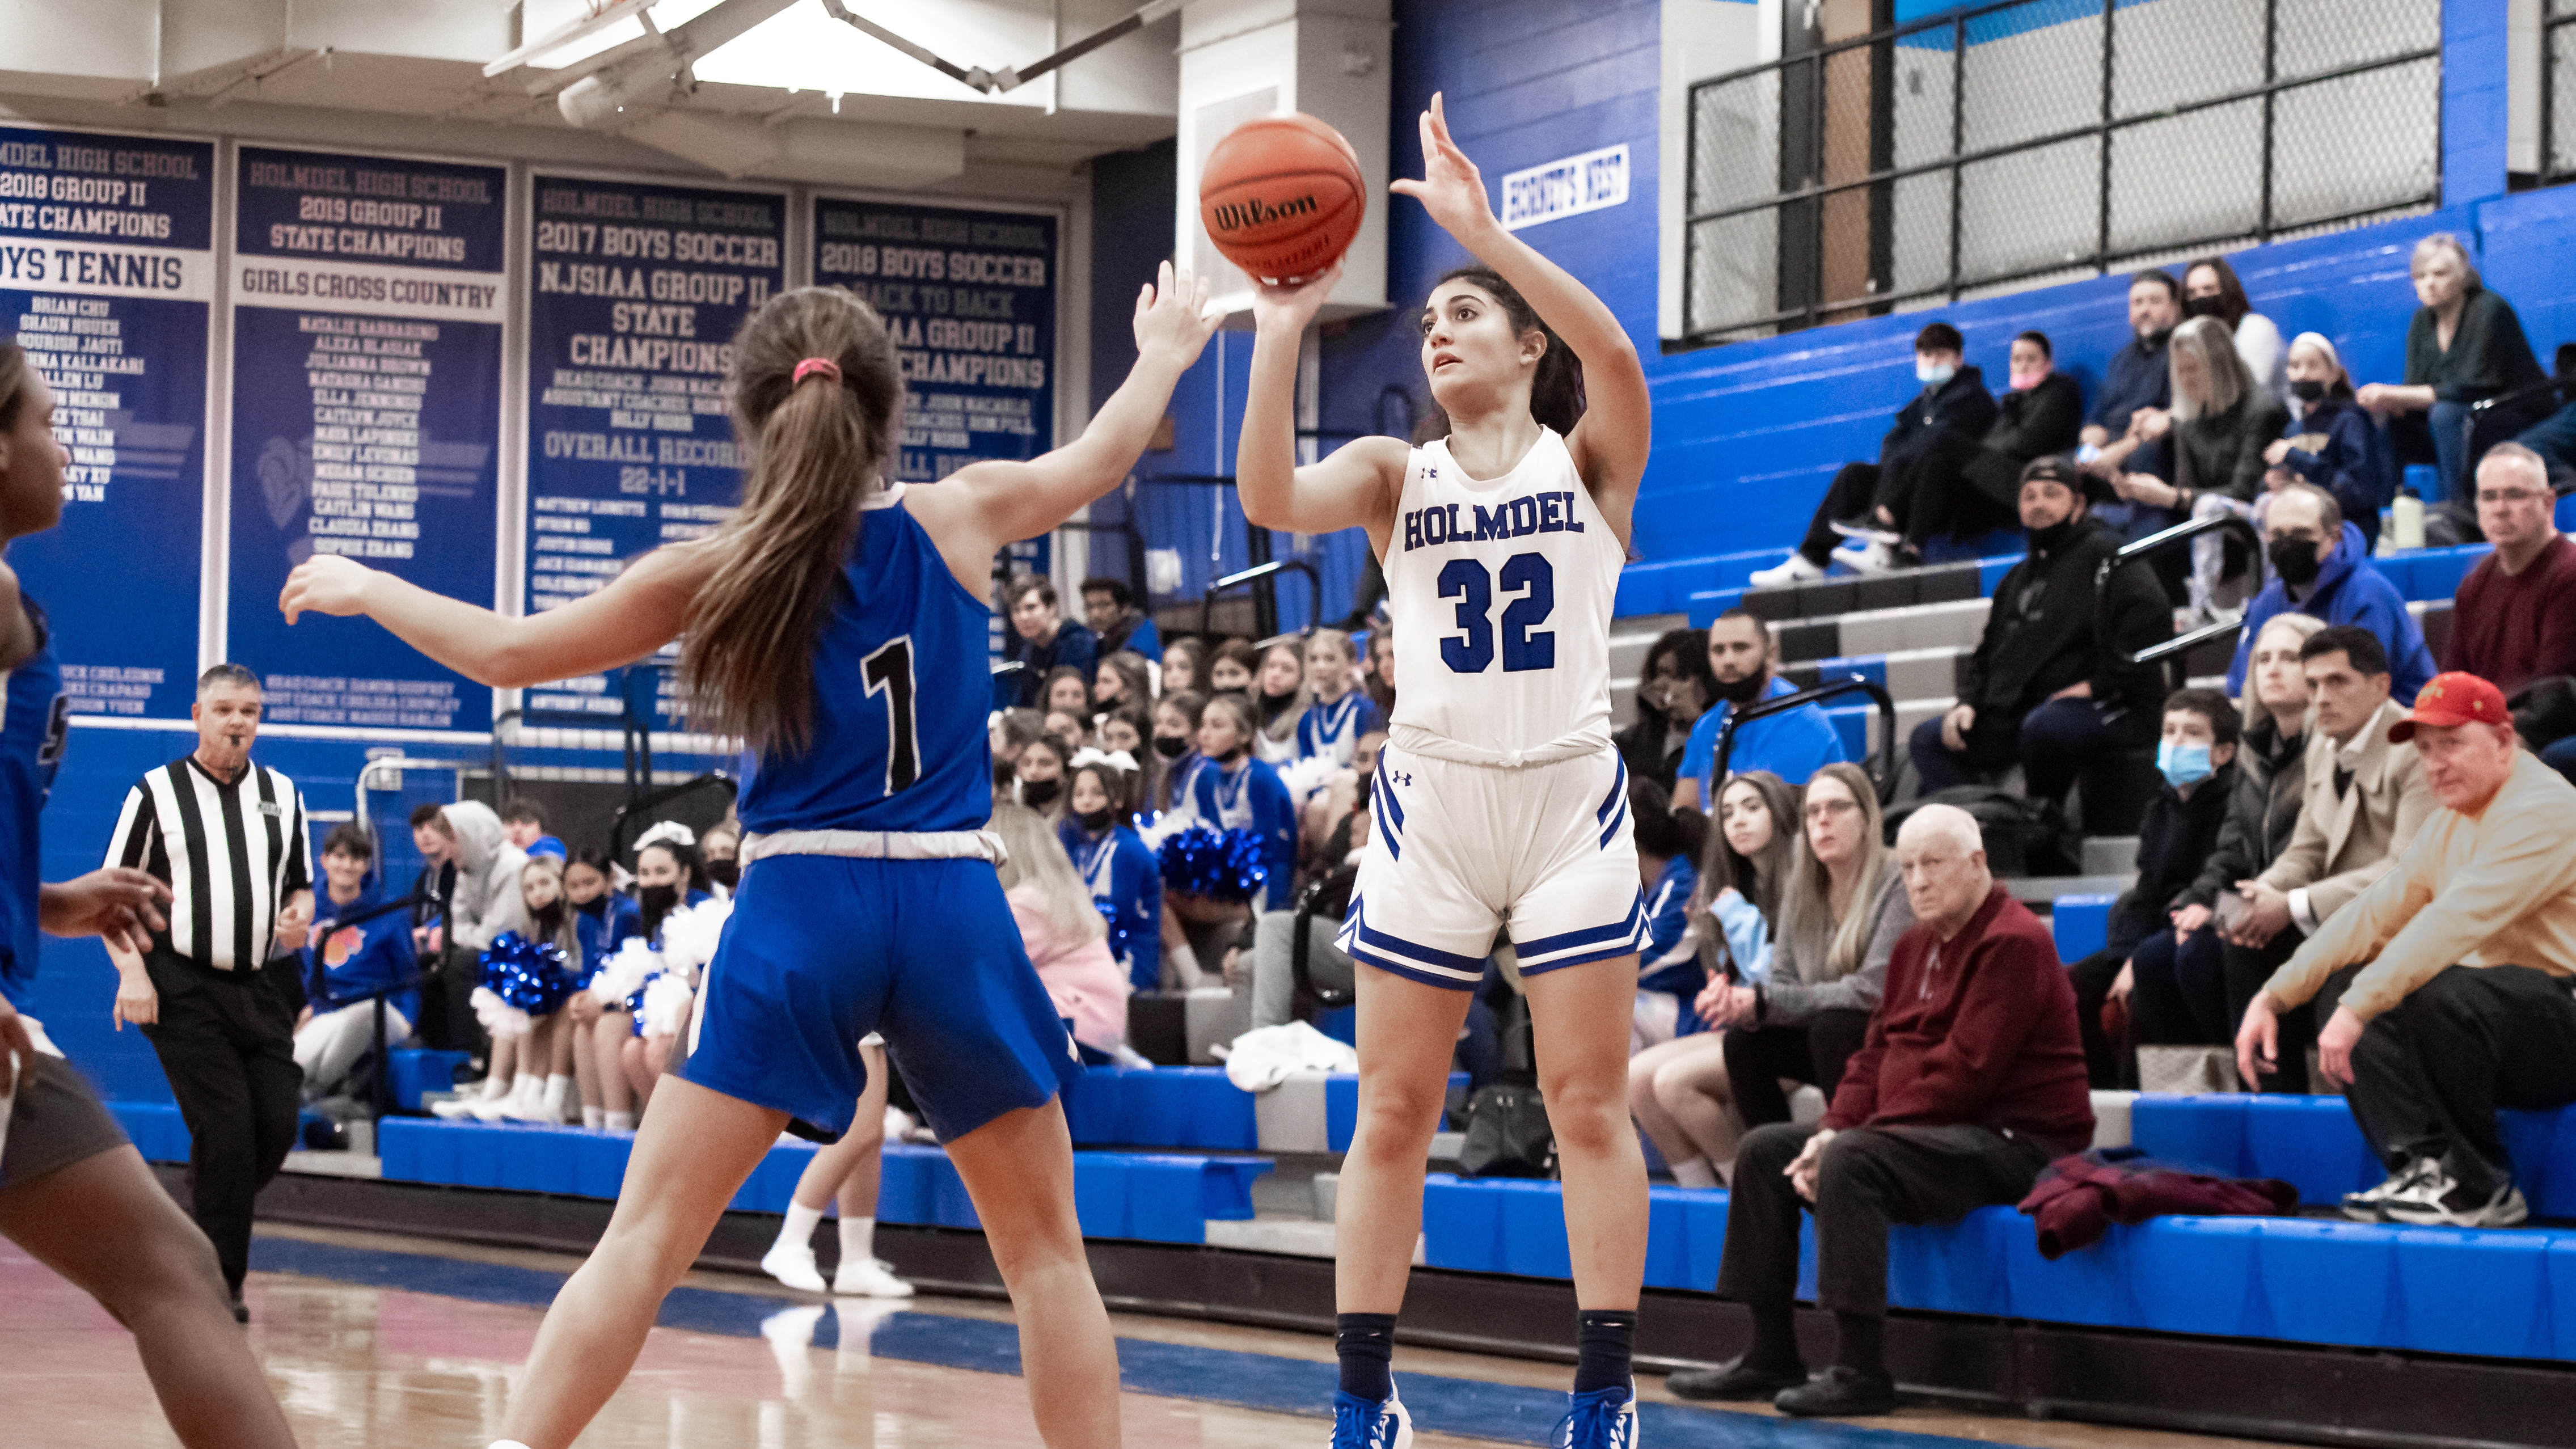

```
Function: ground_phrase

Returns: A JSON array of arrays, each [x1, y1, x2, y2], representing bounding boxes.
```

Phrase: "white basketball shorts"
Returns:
[[1336, 743, 1647, 990]]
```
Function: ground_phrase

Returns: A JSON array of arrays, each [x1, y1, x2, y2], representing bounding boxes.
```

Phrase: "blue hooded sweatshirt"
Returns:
[[304, 872, 421, 1025], [2227, 520, 2436, 698]]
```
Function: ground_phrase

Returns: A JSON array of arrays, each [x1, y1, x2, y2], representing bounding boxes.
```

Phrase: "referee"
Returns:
[[104, 663, 313, 1317]]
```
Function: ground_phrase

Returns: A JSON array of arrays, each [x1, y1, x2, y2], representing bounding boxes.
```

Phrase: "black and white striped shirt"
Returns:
[[104, 755, 312, 973]]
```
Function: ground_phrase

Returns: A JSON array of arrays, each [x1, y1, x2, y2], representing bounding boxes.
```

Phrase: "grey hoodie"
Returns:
[[441, 800, 530, 953]]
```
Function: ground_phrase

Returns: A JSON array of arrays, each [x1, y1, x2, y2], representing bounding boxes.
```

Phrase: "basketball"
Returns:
[[1198, 112, 1366, 283]]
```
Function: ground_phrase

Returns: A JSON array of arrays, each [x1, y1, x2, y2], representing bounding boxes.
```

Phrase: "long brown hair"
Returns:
[[1428, 265, 1585, 437], [1778, 762, 1892, 982], [681, 287, 901, 752], [1689, 770, 1799, 977]]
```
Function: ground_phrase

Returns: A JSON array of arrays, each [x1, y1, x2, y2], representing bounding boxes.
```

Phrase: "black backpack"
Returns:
[[1884, 785, 2083, 877]]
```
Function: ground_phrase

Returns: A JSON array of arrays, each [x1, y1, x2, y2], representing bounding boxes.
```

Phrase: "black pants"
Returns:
[[138, 953, 303, 1295], [1723, 1011, 1872, 1125], [2223, 927, 2308, 1092], [2127, 923, 2232, 1046], [2345, 965, 2576, 1196], [1717, 1121, 2055, 1316], [2066, 948, 2127, 1089], [1797, 462, 1886, 565]]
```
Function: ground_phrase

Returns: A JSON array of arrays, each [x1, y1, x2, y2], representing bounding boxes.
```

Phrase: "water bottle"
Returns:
[[2391, 486, 2426, 551]]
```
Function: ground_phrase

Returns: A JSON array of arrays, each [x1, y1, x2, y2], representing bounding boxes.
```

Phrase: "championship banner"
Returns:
[[523, 174, 784, 731], [226, 146, 507, 734], [812, 196, 1056, 662], [1, 125, 215, 721]]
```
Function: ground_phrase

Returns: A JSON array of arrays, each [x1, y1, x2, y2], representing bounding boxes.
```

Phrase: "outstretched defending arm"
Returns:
[[911, 261, 1220, 588], [1393, 93, 1650, 537]]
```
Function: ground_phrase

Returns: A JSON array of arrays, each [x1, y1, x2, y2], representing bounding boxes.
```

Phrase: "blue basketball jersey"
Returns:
[[1, 602, 67, 1011], [738, 487, 993, 835]]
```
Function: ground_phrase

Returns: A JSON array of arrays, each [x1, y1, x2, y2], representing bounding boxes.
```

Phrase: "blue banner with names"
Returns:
[[0, 124, 215, 721], [225, 146, 507, 734], [524, 174, 784, 732]]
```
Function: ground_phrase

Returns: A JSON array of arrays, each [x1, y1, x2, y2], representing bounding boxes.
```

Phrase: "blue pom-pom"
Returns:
[[478, 931, 576, 1016], [1157, 823, 1268, 903]]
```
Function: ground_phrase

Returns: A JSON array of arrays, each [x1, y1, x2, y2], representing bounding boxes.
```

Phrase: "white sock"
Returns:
[[545, 1074, 574, 1117], [582, 1105, 605, 1130], [605, 1110, 635, 1131], [777, 1201, 826, 1257], [1669, 1157, 1720, 1190], [838, 1215, 876, 1269]]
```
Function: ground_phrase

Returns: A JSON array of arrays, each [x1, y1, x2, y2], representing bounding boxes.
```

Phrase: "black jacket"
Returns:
[[2108, 762, 2236, 957], [2174, 390, 2293, 504], [1957, 516, 2172, 720], [1881, 366, 1999, 472], [1965, 371, 2086, 502], [2180, 709, 2307, 909]]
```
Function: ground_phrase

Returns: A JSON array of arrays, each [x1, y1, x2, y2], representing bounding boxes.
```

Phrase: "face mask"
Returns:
[[575, 894, 606, 919], [2157, 740, 2215, 788], [2025, 517, 2078, 555], [2269, 535, 2325, 589], [2290, 378, 2327, 403], [2009, 366, 2048, 391], [1915, 359, 1955, 387], [1076, 806, 1116, 833], [2183, 295, 2228, 321], [1021, 778, 1062, 808], [706, 859, 740, 890], [1152, 734, 1190, 759], [640, 884, 679, 916], [1714, 672, 1766, 707]]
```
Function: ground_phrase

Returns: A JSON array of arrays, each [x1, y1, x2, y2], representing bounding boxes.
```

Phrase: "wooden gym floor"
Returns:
[[3, 1223, 2291, 1448]]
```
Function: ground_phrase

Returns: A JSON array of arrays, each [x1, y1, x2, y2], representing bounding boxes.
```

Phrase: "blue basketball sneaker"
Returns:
[[1553, 1382, 1638, 1447], [1329, 1384, 1413, 1448]]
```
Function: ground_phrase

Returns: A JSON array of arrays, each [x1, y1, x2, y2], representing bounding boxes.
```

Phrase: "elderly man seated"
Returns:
[[1671, 805, 2092, 1417], [2237, 672, 2576, 1230]]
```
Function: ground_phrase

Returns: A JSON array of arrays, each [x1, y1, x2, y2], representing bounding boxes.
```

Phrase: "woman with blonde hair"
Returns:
[[1626, 771, 1799, 1188], [993, 801, 1131, 1060], [1706, 763, 1912, 1130], [2109, 314, 2291, 621]]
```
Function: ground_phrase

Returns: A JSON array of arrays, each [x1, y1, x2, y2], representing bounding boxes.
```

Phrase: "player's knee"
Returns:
[[1352, 1082, 1445, 1154], [1535, 1067, 1627, 1153], [101, 1220, 228, 1326]]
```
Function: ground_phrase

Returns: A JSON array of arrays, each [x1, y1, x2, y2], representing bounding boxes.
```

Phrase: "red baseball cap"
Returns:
[[2388, 671, 2510, 743]]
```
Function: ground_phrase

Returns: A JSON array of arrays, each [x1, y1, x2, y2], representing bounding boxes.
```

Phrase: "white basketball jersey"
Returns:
[[1383, 428, 1621, 763]]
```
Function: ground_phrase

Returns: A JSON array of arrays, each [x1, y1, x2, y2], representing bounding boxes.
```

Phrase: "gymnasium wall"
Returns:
[[1127, 0, 2570, 610]]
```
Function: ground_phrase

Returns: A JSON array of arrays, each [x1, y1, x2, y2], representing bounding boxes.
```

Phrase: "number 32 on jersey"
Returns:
[[1436, 552, 1555, 674]]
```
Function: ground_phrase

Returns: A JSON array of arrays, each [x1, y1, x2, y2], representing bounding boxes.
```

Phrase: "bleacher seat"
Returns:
[[374, 1117, 1273, 1245], [109, 1100, 190, 1164], [2049, 893, 2117, 962], [1063, 1066, 1259, 1150], [2132, 1093, 2576, 1216], [1418, 1168, 2576, 1362], [387, 1049, 472, 1112]]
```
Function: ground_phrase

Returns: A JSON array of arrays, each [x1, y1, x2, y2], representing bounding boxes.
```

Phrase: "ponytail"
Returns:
[[682, 288, 901, 752], [1431, 265, 1585, 437]]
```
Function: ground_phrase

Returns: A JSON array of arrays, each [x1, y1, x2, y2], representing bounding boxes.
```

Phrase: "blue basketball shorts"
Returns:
[[1336, 743, 1648, 989], [679, 854, 1083, 1143]]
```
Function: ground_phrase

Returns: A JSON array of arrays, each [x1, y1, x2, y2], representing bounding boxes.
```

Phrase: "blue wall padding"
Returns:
[[2050, 895, 2116, 964], [1061, 1066, 1259, 1151]]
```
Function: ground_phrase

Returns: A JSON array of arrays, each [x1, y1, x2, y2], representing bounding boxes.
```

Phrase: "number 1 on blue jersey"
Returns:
[[863, 635, 920, 793]]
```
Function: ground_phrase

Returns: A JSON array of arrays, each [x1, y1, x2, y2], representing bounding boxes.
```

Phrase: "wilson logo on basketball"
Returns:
[[1210, 193, 1319, 233]]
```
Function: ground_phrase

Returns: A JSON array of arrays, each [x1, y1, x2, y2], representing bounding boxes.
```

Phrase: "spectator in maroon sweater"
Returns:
[[1671, 805, 2091, 1420], [2446, 444, 2576, 698]]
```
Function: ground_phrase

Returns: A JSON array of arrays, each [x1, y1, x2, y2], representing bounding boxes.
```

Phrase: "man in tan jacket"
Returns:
[[2237, 672, 2576, 1229], [2220, 626, 2434, 1090]]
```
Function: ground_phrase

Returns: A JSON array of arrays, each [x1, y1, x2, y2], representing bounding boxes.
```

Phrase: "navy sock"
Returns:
[[1573, 1309, 1638, 1396], [1336, 1312, 1398, 1401]]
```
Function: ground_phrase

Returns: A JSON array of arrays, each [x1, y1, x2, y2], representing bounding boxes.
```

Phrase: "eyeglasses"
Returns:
[[1804, 798, 1860, 821]]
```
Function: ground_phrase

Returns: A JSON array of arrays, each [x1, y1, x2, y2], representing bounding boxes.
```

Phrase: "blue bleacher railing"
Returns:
[[1712, 674, 1899, 804]]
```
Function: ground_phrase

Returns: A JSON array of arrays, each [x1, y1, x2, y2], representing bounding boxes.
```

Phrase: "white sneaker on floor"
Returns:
[[1748, 554, 1827, 590], [832, 1258, 915, 1299], [1830, 538, 1899, 574], [761, 1241, 827, 1292]]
